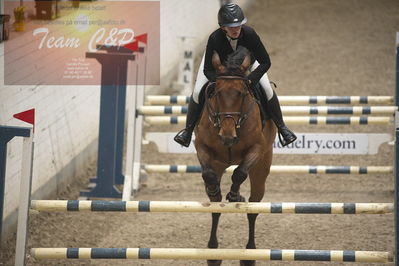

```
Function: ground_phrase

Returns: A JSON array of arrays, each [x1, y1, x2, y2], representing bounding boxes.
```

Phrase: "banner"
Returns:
[[145, 132, 392, 155], [4, 1, 160, 85]]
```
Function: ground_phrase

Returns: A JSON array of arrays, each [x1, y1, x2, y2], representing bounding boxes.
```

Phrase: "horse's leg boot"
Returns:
[[174, 96, 203, 147], [266, 91, 297, 146]]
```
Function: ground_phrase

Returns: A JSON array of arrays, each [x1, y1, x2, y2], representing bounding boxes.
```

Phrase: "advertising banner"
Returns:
[[4, 1, 160, 85], [145, 132, 392, 155]]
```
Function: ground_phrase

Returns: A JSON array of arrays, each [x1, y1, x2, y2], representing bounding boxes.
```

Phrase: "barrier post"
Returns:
[[0, 126, 31, 245], [131, 83, 145, 194], [395, 32, 399, 266], [123, 64, 145, 200], [123, 83, 136, 201], [81, 45, 139, 198], [396, 32, 399, 106], [14, 132, 33, 266]]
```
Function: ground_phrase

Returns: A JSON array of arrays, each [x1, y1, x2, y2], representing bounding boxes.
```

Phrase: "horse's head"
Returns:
[[208, 46, 252, 147]]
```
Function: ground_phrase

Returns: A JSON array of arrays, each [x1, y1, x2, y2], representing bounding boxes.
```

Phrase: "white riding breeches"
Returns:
[[192, 53, 208, 103], [192, 52, 274, 103]]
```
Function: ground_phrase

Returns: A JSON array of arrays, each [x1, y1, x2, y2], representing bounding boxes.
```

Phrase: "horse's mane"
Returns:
[[223, 46, 250, 76]]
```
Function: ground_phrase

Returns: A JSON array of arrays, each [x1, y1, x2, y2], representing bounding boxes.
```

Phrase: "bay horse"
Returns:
[[194, 46, 276, 266]]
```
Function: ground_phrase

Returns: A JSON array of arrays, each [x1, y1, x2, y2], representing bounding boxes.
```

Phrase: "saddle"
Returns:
[[251, 82, 271, 127]]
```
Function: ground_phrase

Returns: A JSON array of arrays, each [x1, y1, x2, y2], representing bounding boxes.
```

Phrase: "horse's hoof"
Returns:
[[226, 191, 245, 202], [208, 259, 222, 266], [240, 260, 255, 266]]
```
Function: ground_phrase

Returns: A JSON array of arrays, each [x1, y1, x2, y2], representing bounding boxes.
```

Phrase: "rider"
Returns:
[[174, 3, 297, 147]]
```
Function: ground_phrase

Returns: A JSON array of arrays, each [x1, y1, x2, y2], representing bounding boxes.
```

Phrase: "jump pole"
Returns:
[[142, 164, 393, 174], [144, 95, 394, 105], [30, 200, 393, 214], [144, 116, 392, 126], [30, 248, 393, 263], [138, 105, 397, 116]]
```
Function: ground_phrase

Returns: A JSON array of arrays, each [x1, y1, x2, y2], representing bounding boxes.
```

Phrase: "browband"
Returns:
[[216, 75, 248, 80]]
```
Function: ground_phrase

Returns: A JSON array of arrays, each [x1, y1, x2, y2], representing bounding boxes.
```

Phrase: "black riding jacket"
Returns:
[[204, 25, 271, 84]]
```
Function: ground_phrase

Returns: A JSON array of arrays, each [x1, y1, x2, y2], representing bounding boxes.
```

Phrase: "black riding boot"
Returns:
[[266, 91, 297, 146], [174, 96, 203, 147]]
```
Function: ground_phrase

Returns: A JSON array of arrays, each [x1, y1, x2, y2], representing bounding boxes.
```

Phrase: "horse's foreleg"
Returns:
[[245, 212, 258, 249], [197, 144, 222, 202], [240, 193, 264, 266], [226, 166, 247, 202], [241, 151, 272, 266], [240, 212, 259, 266], [202, 168, 221, 200], [202, 168, 222, 246], [227, 145, 262, 203], [208, 204, 222, 266], [203, 168, 223, 266], [196, 144, 225, 266]]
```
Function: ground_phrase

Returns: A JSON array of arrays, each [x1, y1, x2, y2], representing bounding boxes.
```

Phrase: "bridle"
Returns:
[[206, 75, 256, 135]]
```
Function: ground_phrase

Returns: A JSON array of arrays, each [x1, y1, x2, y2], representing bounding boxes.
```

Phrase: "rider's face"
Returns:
[[222, 26, 242, 39]]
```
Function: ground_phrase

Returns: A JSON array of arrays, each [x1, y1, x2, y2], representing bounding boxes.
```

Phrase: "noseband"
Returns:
[[206, 75, 255, 134]]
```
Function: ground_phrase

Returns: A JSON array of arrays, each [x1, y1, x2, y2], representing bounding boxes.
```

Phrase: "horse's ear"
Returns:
[[212, 51, 226, 74], [240, 54, 251, 73]]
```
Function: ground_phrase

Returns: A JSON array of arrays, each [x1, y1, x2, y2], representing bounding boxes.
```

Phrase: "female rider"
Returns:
[[174, 3, 296, 147]]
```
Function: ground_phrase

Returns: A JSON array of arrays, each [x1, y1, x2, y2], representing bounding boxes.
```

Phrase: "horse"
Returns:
[[194, 46, 277, 266]]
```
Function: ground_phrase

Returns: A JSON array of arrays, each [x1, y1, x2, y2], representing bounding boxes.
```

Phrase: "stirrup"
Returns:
[[174, 128, 192, 147], [277, 128, 297, 147]]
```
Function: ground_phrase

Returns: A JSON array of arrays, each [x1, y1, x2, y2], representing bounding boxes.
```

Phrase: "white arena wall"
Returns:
[[0, 0, 251, 241]]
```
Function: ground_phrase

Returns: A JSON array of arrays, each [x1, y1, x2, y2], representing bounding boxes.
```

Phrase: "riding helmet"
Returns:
[[218, 3, 247, 27]]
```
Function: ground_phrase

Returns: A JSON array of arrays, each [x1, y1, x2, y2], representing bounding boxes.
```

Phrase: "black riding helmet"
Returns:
[[218, 3, 247, 27]]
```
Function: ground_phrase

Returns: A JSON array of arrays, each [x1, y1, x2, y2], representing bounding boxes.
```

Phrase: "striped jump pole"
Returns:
[[143, 164, 393, 175], [30, 200, 394, 214], [30, 248, 393, 263], [145, 95, 394, 105], [138, 105, 397, 116], [280, 106, 396, 115], [144, 116, 391, 126]]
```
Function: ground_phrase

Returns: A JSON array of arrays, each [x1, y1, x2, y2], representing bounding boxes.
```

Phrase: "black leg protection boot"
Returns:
[[174, 96, 203, 147], [266, 91, 297, 146]]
